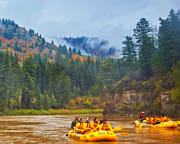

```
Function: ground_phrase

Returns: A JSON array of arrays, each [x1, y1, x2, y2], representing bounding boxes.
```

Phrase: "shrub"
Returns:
[[85, 100, 92, 108]]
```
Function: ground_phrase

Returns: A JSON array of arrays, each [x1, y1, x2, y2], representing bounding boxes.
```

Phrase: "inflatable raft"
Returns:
[[68, 130, 118, 142], [176, 121, 180, 126], [135, 120, 178, 128]]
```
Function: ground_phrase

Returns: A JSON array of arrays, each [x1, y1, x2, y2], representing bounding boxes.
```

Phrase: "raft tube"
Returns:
[[68, 130, 118, 142], [135, 120, 178, 128], [176, 121, 180, 126]]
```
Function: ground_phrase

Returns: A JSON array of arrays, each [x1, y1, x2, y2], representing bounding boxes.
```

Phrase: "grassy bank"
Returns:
[[0, 109, 103, 115]]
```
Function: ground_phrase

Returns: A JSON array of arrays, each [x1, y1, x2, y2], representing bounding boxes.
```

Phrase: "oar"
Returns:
[[118, 132, 129, 135], [66, 128, 91, 136], [113, 120, 136, 133], [112, 126, 122, 132], [119, 120, 135, 127], [112, 127, 129, 135]]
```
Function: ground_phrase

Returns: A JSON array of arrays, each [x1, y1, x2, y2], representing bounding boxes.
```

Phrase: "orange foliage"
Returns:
[[7, 39, 15, 46], [26, 43, 32, 48], [0, 36, 6, 43], [72, 54, 96, 62], [72, 54, 87, 62], [28, 49, 34, 57], [46, 94, 50, 100], [13, 37, 18, 41], [75, 97, 81, 102]]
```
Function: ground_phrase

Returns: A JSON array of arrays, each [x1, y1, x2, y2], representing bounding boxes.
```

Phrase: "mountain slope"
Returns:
[[0, 18, 58, 62]]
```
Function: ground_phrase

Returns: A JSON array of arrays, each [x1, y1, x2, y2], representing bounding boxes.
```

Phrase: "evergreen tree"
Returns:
[[9, 53, 21, 109], [78, 49, 81, 56], [0, 52, 8, 111], [0, 39, 2, 48], [21, 56, 35, 109], [54, 71, 72, 107], [133, 18, 155, 77], [155, 9, 180, 74], [122, 36, 137, 71], [14, 41, 22, 52]]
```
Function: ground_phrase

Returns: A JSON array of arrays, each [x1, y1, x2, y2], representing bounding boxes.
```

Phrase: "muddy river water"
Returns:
[[0, 114, 179, 144]]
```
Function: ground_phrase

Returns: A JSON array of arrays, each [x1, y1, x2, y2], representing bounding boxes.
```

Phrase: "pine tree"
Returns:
[[54, 71, 72, 108], [122, 36, 137, 71], [0, 52, 8, 111], [133, 18, 155, 77], [9, 53, 21, 109], [21, 56, 35, 109], [156, 9, 180, 74]]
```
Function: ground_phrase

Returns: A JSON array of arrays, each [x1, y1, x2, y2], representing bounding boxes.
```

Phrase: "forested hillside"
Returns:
[[104, 9, 180, 115], [0, 19, 123, 111], [0, 9, 180, 114]]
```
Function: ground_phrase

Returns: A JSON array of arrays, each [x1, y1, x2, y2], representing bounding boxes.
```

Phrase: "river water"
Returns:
[[0, 114, 179, 144]]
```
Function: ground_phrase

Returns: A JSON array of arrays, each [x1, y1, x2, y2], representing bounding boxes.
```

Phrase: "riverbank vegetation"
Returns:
[[0, 109, 103, 115], [0, 9, 180, 114]]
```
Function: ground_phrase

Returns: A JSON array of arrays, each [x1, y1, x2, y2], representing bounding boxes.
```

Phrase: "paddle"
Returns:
[[112, 120, 136, 133], [112, 127, 129, 135], [119, 120, 135, 127], [118, 132, 129, 135]]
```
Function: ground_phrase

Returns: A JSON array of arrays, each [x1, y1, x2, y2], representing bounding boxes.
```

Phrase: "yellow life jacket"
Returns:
[[100, 123, 112, 131], [84, 123, 92, 130], [75, 122, 86, 130], [91, 123, 100, 131]]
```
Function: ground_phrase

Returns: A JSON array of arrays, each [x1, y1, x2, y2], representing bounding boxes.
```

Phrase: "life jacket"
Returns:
[[146, 117, 149, 121], [75, 122, 86, 130], [85, 123, 92, 129], [148, 117, 154, 124], [91, 123, 100, 131], [167, 117, 172, 121], [100, 123, 112, 131], [159, 117, 164, 122], [163, 117, 168, 122], [155, 117, 159, 122]]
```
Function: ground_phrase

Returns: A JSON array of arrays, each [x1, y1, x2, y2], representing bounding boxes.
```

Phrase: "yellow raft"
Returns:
[[68, 130, 118, 142], [135, 120, 178, 128], [176, 121, 180, 126]]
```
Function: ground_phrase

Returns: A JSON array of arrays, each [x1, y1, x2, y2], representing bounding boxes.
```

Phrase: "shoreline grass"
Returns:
[[0, 109, 103, 116]]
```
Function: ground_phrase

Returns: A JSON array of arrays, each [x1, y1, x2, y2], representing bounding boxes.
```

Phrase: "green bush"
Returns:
[[85, 100, 92, 108]]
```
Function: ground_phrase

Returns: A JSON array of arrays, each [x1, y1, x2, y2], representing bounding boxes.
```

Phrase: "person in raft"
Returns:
[[75, 118, 86, 130], [100, 119, 112, 131], [139, 112, 146, 122], [90, 118, 100, 131], [71, 116, 80, 129], [85, 117, 91, 123], [84, 118, 92, 130]]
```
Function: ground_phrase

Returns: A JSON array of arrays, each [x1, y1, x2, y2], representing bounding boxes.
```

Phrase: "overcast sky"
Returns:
[[0, 0, 179, 50]]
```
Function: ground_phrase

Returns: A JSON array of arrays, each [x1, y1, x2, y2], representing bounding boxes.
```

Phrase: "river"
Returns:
[[0, 114, 179, 144]]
